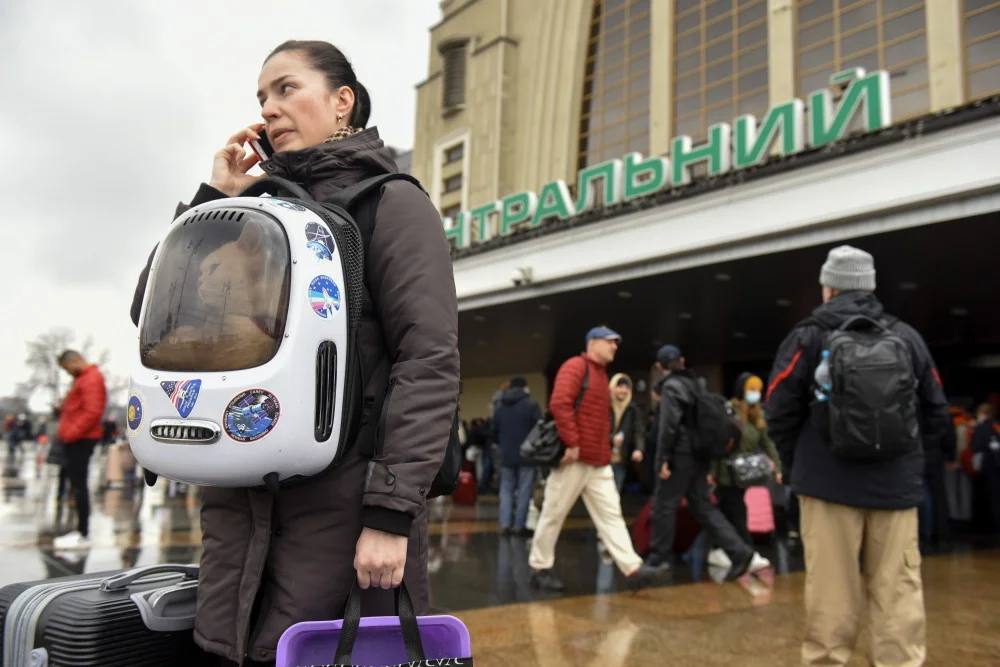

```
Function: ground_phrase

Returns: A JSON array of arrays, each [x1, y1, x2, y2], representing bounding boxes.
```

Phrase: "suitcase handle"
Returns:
[[131, 579, 199, 632], [100, 564, 199, 591]]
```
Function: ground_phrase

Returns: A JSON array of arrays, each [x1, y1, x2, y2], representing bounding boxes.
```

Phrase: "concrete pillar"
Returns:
[[650, 0, 672, 156], [768, 0, 796, 106], [926, 0, 965, 111]]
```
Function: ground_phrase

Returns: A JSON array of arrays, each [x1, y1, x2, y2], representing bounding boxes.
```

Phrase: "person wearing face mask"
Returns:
[[706, 373, 782, 569], [129, 40, 459, 667]]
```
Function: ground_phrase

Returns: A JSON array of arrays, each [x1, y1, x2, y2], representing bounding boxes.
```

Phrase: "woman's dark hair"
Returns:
[[266, 40, 371, 128]]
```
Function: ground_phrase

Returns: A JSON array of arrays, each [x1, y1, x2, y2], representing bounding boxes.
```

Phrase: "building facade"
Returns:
[[412, 0, 1000, 418]]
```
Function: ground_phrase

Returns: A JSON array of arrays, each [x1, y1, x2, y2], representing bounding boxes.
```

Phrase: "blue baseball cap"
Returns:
[[656, 344, 682, 365], [586, 326, 622, 344]]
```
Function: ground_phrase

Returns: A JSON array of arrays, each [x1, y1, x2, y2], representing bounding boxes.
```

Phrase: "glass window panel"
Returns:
[[675, 71, 702, 97], [676, 1, 699, 16], [739, 21, 768, 48], [706, 0, 732, 20], [890, 59, 928, 89], [801, 67, 834, 94], [891, 86, 929, 119], [584, 59, 597, 79], [840, 1, 877, 33], [604, 103, 626, 125], [707, 38, 733, 62], [707, 59, 734, 84], [968, 35, 1000, 69], [798, 0, 834, 24], [840, 26, 877, 58], [739, 1, 767, 27], [629, 115, 648, 135], [739, 43, 768, 70], [799, 18, 834, 46], [676, 115, 704, 139], [883, 0, 922, 14], [676, 94, 702, 117], [606, 8, 627, 31], [607, 46, 627, 68], [605, 26, 626, 48], [604, 122, 626, 144], [630, 11, 651, 35], [606, 0, 625, 12], [676, 10, 701, 34], [603, 84, 625, 106], [676, 31, 702, 55], [602, 142, 626, 162], [800, 42, 835, 72], [969, 64, 1000, 97], [630, 33, 651, 57], [707, 15, 735, 42], [706, 103, 734, 127], [631, 0, 651, 12], [630, 74, 650, 96], [628, 133, 650, 154], [739, 90, 769, 115], [842, 50, 880, 76], [885, 33, 926, 67], [707, 80, 734, 106], [602, 64, 624, 88], [966, 6, 1000, 41], [676, 51, 702, 75], [739, 67, 768, 93], [884, 8, 925, 42], [629, 91, 650, 115]]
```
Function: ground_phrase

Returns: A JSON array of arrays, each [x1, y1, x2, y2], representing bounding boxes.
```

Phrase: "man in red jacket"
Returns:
[[528, 326, 663, 592], [52, 350, 107, 550]]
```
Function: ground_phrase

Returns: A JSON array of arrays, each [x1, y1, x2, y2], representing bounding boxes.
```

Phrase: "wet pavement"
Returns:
[[3, 447, 999, 665]]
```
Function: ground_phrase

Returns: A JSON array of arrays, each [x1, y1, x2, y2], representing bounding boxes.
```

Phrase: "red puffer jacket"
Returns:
[[57, 365, 107, 444], [550, 354, 611, 467]]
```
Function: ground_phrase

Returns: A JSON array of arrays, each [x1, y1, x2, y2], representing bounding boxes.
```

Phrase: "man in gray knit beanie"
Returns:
[[820, 245, 876, 296]]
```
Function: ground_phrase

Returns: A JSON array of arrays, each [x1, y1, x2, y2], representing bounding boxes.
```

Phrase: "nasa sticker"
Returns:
[[268, 198, 306, 211], [308, 275, 341, 319], [126, 391, 145, 435], [305, 222, 335, 261], [224, 389, 280, 443], [160, 379, 202, 419]]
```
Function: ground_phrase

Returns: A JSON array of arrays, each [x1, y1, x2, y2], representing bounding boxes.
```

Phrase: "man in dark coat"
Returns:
[[765, 245, 949, 666], [491, 376, 541, 536]]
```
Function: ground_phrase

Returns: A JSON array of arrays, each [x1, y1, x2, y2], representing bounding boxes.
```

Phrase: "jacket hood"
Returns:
[[811, 290, 885, 329], [502, 387, 529, 405], [260, 127, 399, 197], [609, 373, 633, 431]]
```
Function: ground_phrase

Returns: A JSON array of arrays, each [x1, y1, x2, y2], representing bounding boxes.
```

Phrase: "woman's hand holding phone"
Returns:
[[209, 123, 266, 197]]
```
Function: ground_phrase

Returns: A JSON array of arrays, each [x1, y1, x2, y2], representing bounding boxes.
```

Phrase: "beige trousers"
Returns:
[[528, 462, 643, 576], [799, 495, 926, 667]]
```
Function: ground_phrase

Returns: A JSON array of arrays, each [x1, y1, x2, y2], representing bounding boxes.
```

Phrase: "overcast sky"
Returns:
[[0, 0, 440, 411]]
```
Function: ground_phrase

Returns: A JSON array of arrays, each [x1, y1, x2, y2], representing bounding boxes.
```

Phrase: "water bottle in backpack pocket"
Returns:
[[814, 315, 921, 459]]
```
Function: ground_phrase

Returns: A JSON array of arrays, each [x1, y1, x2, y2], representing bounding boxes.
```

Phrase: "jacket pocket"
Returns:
[[374, 378, 396, 458]]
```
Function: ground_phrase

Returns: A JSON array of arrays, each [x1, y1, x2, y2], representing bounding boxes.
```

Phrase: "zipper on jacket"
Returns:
[[373, 378, 395, 458]]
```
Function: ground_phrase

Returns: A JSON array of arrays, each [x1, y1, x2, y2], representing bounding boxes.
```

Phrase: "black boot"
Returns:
[[530, 569, 566, 591]]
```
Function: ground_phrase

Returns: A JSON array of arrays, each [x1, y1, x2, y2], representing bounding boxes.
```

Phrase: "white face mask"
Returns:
[[745, 391, 762, 405]]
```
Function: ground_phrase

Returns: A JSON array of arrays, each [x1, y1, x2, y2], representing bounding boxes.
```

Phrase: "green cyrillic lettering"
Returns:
[[575, 159, 623, 213], [734, 100, 805, 169], [499, 192, 539, 236], [532, 180, 575, 226], [443, 211, 469, 249], [671, 123, 733, 186], [467, 201, 500, 243], [808, 68, 891, 148], [623, 152, 670, 201]]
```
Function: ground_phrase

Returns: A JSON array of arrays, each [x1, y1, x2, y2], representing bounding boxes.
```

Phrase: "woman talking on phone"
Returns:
[[130, 40, 459, 667]]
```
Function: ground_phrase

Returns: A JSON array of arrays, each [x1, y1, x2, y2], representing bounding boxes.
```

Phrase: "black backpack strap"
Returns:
[[238, 176, 313, 200], [573, 363, 591, 409], [324, 173, 426, 251]]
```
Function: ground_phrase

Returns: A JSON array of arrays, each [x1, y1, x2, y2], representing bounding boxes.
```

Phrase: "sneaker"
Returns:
[[626, 562, 667, 592], [530, 569, 566, 592], [748, 552, 772, 573], [52, 531, 92, 550], [707, 548, 732, 569]]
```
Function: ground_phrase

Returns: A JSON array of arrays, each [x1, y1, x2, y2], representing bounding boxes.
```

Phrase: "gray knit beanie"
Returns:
[[820, 245, 876, 291]]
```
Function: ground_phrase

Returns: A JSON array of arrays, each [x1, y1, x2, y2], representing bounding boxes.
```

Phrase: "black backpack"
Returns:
[[687, 380, 743, 460], [807, 314, 921, 459], [520, 362, 590, 467]]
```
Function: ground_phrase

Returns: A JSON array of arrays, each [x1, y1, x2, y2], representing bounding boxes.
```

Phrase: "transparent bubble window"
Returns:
[[140, 210, 291, 372]]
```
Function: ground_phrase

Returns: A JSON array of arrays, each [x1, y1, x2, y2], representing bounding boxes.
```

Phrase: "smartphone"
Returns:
[[249, 131, 274, 162]]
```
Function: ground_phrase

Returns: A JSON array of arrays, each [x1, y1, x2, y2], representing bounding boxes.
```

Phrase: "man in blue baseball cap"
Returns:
[[585, 325, 622, 345]]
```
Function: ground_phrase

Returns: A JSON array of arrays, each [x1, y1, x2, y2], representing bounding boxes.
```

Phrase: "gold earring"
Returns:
[[337, 113, 343, 122]]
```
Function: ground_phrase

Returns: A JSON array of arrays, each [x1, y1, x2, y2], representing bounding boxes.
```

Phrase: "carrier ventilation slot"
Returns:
[[315, 341, 338, 441], [150, 420, 220, 444]]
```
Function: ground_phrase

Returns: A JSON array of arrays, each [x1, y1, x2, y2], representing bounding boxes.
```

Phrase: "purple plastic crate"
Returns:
[[276, 614, 472, 667]]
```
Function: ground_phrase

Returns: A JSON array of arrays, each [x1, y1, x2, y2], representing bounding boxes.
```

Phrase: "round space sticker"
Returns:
[[224, 389, 280, 443], [308, 275, 341, 319], [269, 199, 306, 211], [127, 393, 145, 433], [305, 222, 335, 261]]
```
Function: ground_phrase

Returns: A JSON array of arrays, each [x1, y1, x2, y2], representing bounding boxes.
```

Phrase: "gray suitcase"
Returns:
[[1, 564, 200, 666]]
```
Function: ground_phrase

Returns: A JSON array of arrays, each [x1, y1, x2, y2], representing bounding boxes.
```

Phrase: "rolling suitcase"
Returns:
[[1, 564, 201, 666]]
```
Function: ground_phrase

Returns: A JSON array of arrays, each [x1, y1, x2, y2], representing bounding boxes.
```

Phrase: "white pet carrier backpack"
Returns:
[[127, 175, 410, 489]]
